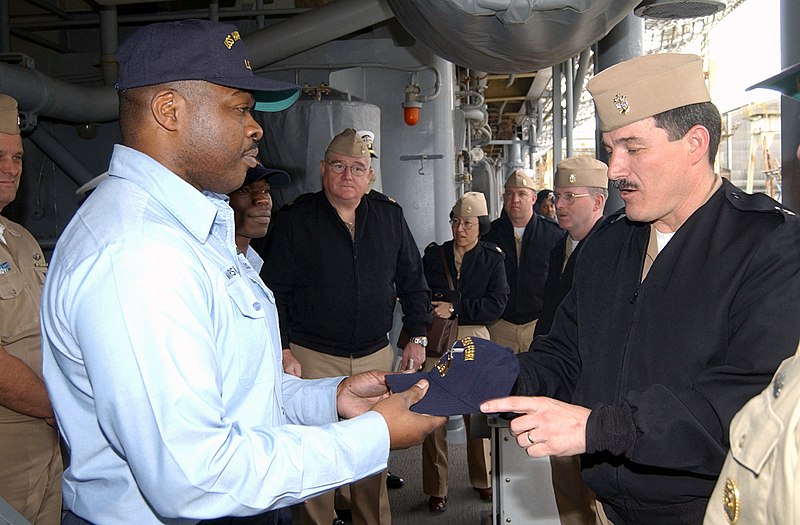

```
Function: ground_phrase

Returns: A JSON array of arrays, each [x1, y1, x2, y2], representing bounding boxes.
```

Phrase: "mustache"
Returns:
[[609, 179, 639, 190]]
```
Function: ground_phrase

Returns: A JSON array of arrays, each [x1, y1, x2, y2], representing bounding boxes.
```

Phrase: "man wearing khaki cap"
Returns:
[[535, 156, 608, 338], [483, 168, 562, 354], [533, 156, 608, 525], [262, 128, 432, 525], [0, 94, 62, 525], [482, 53, 800, 525]]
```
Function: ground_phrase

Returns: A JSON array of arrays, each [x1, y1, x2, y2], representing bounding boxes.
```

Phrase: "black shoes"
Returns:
[[386, 471, 404, 489], [428, 495, 448, 512], [474, 487, 493, 501]]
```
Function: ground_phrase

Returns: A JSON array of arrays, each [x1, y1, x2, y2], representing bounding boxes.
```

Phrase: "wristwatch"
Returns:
[[410, 336, 428, 347]]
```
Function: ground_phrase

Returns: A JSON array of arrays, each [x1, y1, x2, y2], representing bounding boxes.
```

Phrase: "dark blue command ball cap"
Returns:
[[242, 163, 290, 188], [115, 19, 300, 112], [385, 337, 519, 416]]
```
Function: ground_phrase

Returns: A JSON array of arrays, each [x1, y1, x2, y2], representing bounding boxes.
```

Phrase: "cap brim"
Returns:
[[385, 371, 479, 417], [747, 61, 800, 99], [243, 167, 291, 188], [211, 75, 301, 113]]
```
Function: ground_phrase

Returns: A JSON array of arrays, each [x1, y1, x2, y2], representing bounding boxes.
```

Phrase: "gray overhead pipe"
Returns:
[[27, 125, 97, 187], [0, 61, 119, 125], [1, 0, 396, 124]]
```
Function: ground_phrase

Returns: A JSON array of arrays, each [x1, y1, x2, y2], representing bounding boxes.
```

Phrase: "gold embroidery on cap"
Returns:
[[722, 477, 740, 524], [613, 94, 630, 115], [224, 31, 241, 49], [569, 174, 576, 184], [466, 205, 472, 214], [244, 59, 252, 70]]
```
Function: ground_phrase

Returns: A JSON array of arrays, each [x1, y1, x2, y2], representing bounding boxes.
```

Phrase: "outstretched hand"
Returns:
[[336, 370, 392, 419], [481, 396, 590, 457], [371, 379, 447, 449]]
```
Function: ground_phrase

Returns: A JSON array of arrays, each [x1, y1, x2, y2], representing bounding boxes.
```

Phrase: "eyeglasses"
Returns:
[[325, 160, 369, 177], [554, 192, 591, 205], [450, 218, 479, 230]]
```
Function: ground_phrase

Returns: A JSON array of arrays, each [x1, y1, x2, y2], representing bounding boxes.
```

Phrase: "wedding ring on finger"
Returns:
[[526, 431, 535, 445]]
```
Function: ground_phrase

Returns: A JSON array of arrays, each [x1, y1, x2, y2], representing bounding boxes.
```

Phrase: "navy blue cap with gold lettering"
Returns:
[[116, 19, 300, 112], [385, 337, 519, 416]]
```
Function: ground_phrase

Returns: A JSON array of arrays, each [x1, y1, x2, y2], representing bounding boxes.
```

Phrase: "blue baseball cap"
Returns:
[[385, 337, 519, 416], [241, 163, 290, 188], [116, 19, 300, 112]]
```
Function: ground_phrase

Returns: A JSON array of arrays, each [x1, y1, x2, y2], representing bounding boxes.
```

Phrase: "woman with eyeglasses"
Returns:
[[419, 192, 509, 513]]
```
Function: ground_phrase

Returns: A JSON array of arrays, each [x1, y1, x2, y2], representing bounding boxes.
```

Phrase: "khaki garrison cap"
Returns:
[[452, 191, 488, 218], [327, 128, 371, 159], [504, 168, 542, 191], [0, 94, 21, 135], [555, 157, 608, 189], [586, 53, 711, 132]]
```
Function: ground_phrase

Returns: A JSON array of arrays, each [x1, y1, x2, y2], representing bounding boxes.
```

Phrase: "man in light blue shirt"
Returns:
[[41, 20, 442, 525]]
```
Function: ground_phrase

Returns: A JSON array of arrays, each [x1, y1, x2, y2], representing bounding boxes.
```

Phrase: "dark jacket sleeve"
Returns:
[[259, 207, 296, 350], [394, 214, 432, 338]]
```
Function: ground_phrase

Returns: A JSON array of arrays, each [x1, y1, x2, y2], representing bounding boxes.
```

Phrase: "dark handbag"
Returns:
[[398, 246, 459, 358]]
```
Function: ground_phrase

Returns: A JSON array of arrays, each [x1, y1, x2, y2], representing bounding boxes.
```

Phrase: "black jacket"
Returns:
[[422, 240, 509, 326], [482, 213, 563, 324], [533, 216, 604, 337], [516, 180, 800, 525], [261, 191, 431, 357]]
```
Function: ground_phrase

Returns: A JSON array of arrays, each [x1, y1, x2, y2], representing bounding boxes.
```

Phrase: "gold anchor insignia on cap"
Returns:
[[466, 205, 472, 213], [569, 174, 576, 184], [613, 94, 630, 115], [722, 478, 740, 524]]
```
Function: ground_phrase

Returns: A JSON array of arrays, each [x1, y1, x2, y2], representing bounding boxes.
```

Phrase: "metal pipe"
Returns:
[[27, 126, 96, 187], [244, 0, 395, 69], [0, 61, 118, 123], [573, 48, 591, 120], [99, 6, 118, 86], [565, 57, 574, 158], [1, 0, 9, 53], [552, 62, 563, 166]]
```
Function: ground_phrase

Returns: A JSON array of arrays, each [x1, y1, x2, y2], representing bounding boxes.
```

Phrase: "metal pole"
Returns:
[[780, 0, 800, 211], [565, 57, 575, 158], [552, 63, 563, 166], [595, 12, 643, 214]]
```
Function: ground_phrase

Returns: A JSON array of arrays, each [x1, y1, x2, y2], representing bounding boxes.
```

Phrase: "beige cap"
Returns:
[[327, 128, 370, 158], [504, 168, 541, 191], [555, 157, 608, 189], [586, 53, 711, 132], [452, 191, 488, 218], [0, 94, 20, 135]]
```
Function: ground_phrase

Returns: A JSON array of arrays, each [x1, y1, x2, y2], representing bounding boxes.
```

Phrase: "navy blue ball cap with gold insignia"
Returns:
[[115, 19, 300, 112], [747, 60, 800, 100], [385, 337, 519, 416]]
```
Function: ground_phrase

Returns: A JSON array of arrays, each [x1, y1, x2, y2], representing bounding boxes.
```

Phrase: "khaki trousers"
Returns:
[[488, 318, 537, 354], [290, 343, 393, 525], [421, 325, 492, 497], [549, 455, 601, 525], [0, 419, 62, 525]]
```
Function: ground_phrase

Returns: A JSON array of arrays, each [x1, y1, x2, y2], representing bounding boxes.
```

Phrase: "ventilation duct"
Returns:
[[634, 0, 726, 19], [385, 0, 641, 74]]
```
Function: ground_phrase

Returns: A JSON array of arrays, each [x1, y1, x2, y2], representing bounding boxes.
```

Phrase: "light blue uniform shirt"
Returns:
[[41, 145, 389, 524]]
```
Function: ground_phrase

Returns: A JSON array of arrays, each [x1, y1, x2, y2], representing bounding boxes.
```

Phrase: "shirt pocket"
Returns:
[[728, 391, 780, 477], [224, 274, 270, 387], [0, 269, 39, 346]]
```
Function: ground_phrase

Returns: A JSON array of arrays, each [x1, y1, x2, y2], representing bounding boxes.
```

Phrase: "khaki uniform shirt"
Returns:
[[0, 215, 49, 422], [704, 341, 800, 525]]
